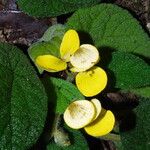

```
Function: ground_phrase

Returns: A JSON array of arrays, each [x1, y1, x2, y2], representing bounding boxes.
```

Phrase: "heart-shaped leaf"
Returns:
[[67, 4, 150, 58], [0, 43, 48, 149], [17, 0, 101, 17]]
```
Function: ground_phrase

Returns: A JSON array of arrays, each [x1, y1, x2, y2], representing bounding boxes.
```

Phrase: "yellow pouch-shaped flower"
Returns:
[[63, 100, 96, 129], [84, 109, 115, 137], [76, 66, 107, 97]]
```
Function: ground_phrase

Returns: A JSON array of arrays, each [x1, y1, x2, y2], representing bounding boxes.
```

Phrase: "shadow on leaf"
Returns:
[[119, 111, 137, 132]]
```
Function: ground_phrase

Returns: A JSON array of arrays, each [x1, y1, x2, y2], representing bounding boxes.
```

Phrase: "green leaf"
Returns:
[[29, 39, 61, 59], [40, 24, 66, 42], [0, 43, 48, 149], [67, 4, 150, 58], [17, 0, 101, 17], [47, 125, 89, 150], [28, 24, 66, 73], [114, 141, 124, 150], [130, 87, 150, 98], [108, 52, 150, 89], [120, 98, 150, 150], [46, 77, 84, 113]]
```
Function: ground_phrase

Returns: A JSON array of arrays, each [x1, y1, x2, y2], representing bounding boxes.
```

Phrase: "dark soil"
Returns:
[[0, 0, 149, 46]]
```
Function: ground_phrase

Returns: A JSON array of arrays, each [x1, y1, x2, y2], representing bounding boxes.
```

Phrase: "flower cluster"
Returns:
[[64, 99, 115, 137], [35, 29, 115, 137], [36, 29, 107, 97]]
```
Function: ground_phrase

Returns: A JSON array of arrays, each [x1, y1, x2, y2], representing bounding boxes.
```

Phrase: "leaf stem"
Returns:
[[97, 133, 121, 141]]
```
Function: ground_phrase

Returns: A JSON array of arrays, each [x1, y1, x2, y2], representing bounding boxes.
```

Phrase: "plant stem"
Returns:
[[97, 133, 121, 141], [66, 71, 77, 82]]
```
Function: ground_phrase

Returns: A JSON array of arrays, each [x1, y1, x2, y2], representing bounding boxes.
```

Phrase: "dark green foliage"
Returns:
[[0, 43, 48, 149], [47, 125, 89, 150], [114, 141, 124, 150], [67, 4, 150, 58], [17, 0, 101, 17], [47, 77, 84, 113], [108, 52, 150, 89], [120, 98, 150, 150]]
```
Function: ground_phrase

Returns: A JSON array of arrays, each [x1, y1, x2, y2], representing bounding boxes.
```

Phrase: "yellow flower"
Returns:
[[63, 99, 115, 137], [36, 29, 107, 97]]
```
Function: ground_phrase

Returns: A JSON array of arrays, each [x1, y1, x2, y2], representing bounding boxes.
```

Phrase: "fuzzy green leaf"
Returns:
[[0, 43, 47, 149], [67, 4, 150, 58], [17, 0, 101, 17], [131, 87, 150, 98], [46, 77, 84, 113], [40, 24, 66, 42], [114, 141, 124, 150], [47, 125, 88, 150], [120, 98, 150, 150], [107, 52, 150, 89]]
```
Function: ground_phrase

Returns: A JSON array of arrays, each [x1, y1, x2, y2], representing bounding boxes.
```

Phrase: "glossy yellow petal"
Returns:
[[60, 29, 80, 62], [91, 99, 101, 121], [63, 100, 96, 129], [36, 55, 67, 72], [70, 44, 99, 72], [84, 109, 115, 137], [76, 66, 107, 97]]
